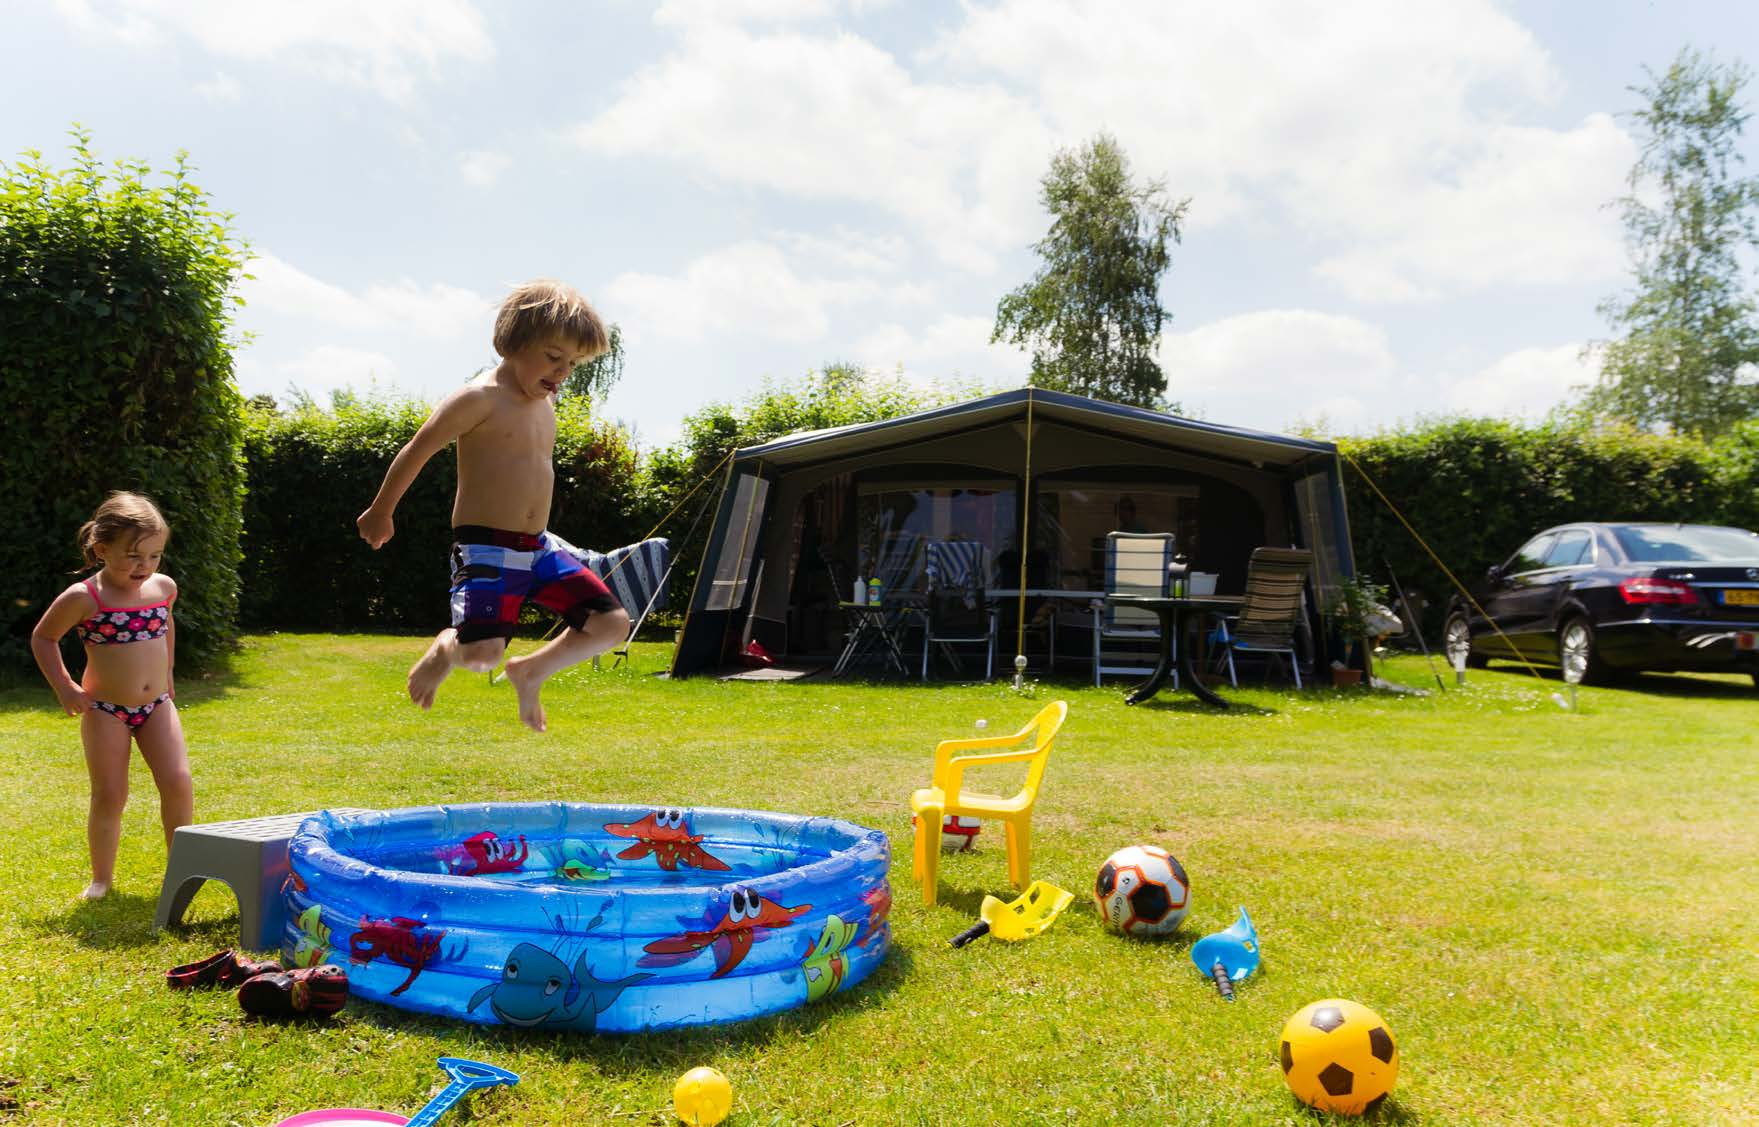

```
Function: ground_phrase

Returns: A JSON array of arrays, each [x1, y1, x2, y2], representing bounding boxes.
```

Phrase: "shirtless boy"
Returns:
[[357, 279, 629, 732]]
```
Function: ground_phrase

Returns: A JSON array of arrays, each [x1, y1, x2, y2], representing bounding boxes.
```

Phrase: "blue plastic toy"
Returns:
[[275, 1057, 518, 1126], [1189, 906, 1260, 1000]]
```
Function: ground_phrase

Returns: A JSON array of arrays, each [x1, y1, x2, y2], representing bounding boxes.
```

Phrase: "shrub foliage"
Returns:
[[1, 132, 247, 669], [1340, 417, 1759, 640]]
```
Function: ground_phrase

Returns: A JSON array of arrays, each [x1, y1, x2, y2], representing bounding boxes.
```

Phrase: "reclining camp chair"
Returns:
[[1210, 546, 1313, 688]]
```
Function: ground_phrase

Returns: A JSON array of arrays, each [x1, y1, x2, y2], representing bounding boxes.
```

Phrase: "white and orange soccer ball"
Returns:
[[1093, 844, 1190, 936]]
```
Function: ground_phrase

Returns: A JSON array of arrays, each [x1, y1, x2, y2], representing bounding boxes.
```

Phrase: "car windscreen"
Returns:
[[1612, 525, 1759, 562]]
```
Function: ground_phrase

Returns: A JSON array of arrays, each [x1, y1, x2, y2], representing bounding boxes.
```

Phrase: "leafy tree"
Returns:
[[562, 321, 624, 403], [993, 133, 1188, 409], [1586, 48, 1759, 435]]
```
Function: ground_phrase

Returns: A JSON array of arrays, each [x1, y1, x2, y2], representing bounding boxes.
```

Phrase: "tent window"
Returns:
[[1292, 469, 1341, 594], [1034, 485, 1198, 591], [857, 486, 1015, 591], [706, 473, 771, 611]]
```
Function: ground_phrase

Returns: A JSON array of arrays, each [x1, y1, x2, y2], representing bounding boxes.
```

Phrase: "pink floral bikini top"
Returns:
[[75, 578, 170, 645]]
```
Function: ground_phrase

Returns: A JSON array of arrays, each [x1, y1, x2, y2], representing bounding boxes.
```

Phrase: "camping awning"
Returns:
[[733, 388, 1336, 472]]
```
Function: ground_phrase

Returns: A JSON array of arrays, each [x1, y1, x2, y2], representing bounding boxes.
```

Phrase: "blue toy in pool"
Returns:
[[283, 803, 892, 1032]]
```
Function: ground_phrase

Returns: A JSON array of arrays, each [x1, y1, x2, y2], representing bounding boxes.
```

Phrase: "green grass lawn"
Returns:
[[1, 635, 1755, 1125]]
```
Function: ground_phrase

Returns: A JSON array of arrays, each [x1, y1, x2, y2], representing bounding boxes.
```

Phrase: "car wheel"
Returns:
[[1443, 613, 1486, 670], [1558, 617, 1612, 686]]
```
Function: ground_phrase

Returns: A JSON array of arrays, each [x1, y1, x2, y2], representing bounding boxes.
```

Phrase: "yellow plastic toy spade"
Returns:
[[949, 881, 1074, 947]]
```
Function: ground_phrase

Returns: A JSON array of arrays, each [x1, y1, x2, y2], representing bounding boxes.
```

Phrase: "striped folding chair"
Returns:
[[1213, 547, 1313, 688], [551, 535, 672, 669]]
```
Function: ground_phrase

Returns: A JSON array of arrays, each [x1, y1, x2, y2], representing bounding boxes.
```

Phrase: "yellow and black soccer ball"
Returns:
[[1278, 998, 1399, 1116]]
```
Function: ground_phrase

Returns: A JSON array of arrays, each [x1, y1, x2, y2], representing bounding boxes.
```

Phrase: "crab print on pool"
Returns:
[[603, 809, 731, 872], [640, 886, 810, 978]]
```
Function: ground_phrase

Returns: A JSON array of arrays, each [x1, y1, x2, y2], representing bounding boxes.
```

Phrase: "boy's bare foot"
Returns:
[[79, 881, 110, 901], [502, 655, 549, 733], [408, 634, 454, 710]]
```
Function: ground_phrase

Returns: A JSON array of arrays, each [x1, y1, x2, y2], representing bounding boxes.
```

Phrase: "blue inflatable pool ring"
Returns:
[[283, 803, 892, 1032]]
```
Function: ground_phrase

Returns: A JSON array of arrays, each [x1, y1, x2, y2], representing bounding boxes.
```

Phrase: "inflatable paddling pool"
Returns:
[[283, 803, 892, 1032]]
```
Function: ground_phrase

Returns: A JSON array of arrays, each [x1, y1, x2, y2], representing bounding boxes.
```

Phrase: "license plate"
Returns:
[[1739, 632, 1758, 652], [1723, 589, 1759, 606]]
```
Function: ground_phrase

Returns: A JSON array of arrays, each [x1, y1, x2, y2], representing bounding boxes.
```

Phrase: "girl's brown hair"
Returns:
[[78, 492, 170, 566]]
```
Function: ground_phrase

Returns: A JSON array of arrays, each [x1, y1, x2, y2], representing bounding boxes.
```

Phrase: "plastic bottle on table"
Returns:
[[868, 576, 883, 605], [852, 577, 867, 605]]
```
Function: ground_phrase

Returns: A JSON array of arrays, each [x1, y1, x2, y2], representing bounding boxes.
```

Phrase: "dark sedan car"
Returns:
[[1443, 522, 1759, 686]]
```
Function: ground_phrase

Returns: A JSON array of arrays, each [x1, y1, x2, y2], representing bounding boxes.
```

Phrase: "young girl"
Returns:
[[31, 492, 193, 900]]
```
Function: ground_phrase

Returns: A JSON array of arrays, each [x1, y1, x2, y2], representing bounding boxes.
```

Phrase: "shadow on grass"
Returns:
[[335, 942, 917, 1072], [1130, 695, 1280, 717], [1480, 662, 1758, 701], [34, 893, 180, 942], [1282, 1094, 1418, 1124]]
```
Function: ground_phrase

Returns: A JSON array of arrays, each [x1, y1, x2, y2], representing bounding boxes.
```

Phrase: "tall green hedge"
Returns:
[[240, 394, 657, 630], [1, 133, 247, 670], [1339, 418, 1759, 641]]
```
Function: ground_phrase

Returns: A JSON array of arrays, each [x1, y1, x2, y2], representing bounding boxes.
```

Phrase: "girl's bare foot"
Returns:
[[502, 655, 549, 733], [407, 633, 454, 709], [79, 880, 111, 901]]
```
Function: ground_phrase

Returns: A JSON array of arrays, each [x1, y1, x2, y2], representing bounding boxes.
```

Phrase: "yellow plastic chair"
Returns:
[[909, 699, 1068, 906]]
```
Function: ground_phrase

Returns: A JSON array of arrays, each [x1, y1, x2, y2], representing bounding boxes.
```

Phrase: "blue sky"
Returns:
[[6, 0, 1758, 447]]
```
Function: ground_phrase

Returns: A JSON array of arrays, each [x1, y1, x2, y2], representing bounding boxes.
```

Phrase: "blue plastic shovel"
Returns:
[[1189, 906, 1260, 1000], [276, 1058, 519, 1126]]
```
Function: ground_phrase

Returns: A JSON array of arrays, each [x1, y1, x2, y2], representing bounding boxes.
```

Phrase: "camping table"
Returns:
[[1105, 594, 1243, 707], [831, 601, 913, 677]]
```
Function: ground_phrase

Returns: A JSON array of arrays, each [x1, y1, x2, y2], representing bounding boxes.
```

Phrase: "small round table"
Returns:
[[1105, 594, 1243, 707]]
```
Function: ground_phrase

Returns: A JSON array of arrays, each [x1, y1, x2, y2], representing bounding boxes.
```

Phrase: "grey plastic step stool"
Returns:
[[153, 809, 369, 952]]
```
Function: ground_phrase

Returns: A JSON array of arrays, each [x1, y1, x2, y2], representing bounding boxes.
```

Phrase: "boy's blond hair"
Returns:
[[79, 491, 170, 566], [493, 279, 609, 360]]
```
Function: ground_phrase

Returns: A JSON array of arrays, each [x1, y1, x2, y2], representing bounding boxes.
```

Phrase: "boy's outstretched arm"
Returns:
[[357, 386, 493, 549]]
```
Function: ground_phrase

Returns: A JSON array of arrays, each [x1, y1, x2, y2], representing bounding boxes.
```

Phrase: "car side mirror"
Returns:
[[1485, 564, 1504, 583]]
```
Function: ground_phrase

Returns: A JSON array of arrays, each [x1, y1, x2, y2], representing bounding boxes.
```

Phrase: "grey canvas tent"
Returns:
[[670, 388, 1357, 677]]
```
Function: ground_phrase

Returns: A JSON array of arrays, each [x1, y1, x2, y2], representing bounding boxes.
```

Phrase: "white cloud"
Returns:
[[458, 149, 509, 188], [243, 254, 380, 329], [50, 0, 160, 45], [576, 0, 1631, 295], [572, 23, 1049, 270], [1160, 310, 1398, 432], [193, 71, 241, 102], [236, 345, 400, 400], [241, 254, 490, 338], [852, 315, 1026, 386], [279, 345, 400, 394], [605, 240, 893, 346], [53, 0, 492, 101], [1445, 342, 1600, 419], [654, 0, 837, 26]]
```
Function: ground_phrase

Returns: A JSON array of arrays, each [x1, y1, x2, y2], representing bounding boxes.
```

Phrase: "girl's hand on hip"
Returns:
[[54, 684, 92, 717]]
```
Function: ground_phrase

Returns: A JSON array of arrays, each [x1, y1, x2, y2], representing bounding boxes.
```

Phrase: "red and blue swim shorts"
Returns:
[[448, 526, 620, 644]]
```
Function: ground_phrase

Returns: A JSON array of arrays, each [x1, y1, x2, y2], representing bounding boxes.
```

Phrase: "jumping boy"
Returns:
[[357, 279, 629, 732]]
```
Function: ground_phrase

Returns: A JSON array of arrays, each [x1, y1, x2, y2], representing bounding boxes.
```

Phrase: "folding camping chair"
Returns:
[[532, 535, 673, 670], [1210, 547, 1313, 688], [1092, 532, 1177, 687], [919, 540, 997, 680]]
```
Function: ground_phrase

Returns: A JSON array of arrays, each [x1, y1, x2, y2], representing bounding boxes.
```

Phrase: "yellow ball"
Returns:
[[1278, 999, 1399, 1116], [672, 1066, 732, 1126]]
